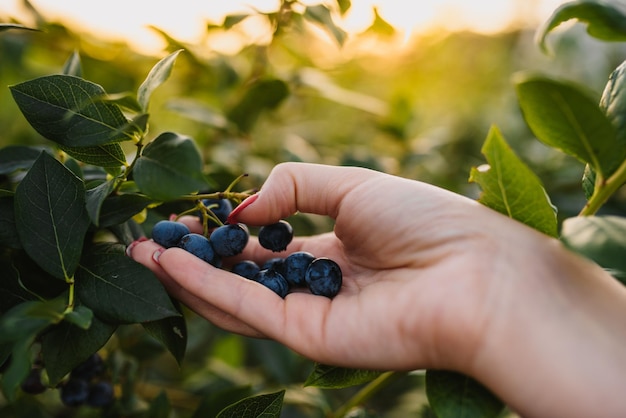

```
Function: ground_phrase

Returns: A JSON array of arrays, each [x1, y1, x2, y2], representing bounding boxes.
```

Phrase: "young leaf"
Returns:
[[75, 243, 181, 324], [10, 75, 137, 147], [426, 370, 504, 418], [85, 179, 116, 226], [600, 60, 626, 148], [469, 126, 558, 237], [515, 74, 620, 179], [142, 302, 187, 365], [137, 49, 183, 112], [216, 390, 285, 418], [536, 0, 626, 54], [0, 145, 46, 175], [133, 132, 209, 201], [304, 363, 383, 388], [42, 315, 116, 385], [14, 152, 90, 280], [303, 4, 347, 46], [560, 215, 626, 283], [62, 50, 82, 77]]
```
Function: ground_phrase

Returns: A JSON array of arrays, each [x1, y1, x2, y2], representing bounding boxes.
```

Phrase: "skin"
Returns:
[[129, 162, 626, 417]]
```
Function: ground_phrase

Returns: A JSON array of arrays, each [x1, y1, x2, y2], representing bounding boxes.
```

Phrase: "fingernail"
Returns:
[[125, 237, 148, 257], [168, 213, 178, 221], [152, 248, 163, 264], [227, 193, 259, 224]]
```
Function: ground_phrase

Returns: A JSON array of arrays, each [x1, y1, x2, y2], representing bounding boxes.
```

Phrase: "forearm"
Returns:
[[472, 235, 626, 417]]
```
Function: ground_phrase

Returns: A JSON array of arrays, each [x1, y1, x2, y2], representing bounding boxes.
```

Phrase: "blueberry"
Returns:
[[71, 353, 105, 380], [253, 269, 289, 298], [305, 258, 342, 298], [60, 378, 90, 407], [210, 223, 249, 257], [87, 381, 115, 407], [151, 220, 190, 248], [178, 233, 222, 267], [258, 220, 293, 252], [231, 260, 260, 279], [283, 251, 315, 288], [200, 198, 233, 227], [20, 368, 47, 395], [262, 257, 286, 276]]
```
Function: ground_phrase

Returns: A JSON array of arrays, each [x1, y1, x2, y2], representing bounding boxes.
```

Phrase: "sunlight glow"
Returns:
[[2, 0, 567, 55]]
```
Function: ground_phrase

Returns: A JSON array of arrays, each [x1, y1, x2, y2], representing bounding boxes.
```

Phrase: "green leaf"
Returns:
[[515, 74, 619, 179], [75, 243, 180, 324], [0, 23, 39, 32], [469, 126, 558, 237], [133, 132, 209, 201], [167, 99, 231, 130], [0, 145, 47, 175], [226, 78, 289, 133], [145, 391, 171, 418], [42, 315, 116, 385], [58, 142, 127, 169], [364, 7, 395, 37], [336, 0, 352, 15], [85, 179, 116, 226], [63, 305, 93, 330], [0, 197, 20, 249], [191, 386, 253, 418], [600, 60, 626, 149], [536, 0, 626, 54], [560, 215, 626, 283], [223, 14, 250, 29], [426, 370, 504, 418], [303, 5, 347, 46], [142, 302, 187, 365], [138, 49, 183, 112], [2, 338, 35, 401], [304, 363, 383, 388], [10, 75, 137, 147], [62, 50, 82, 77], [14, 152, 90, 280], [99, 194, 154, 228], [582, 164, 596, 199], [216, 390, 285, 418]]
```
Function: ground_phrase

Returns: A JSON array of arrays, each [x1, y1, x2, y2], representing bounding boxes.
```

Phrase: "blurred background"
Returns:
[[2, 1, 626, 416]]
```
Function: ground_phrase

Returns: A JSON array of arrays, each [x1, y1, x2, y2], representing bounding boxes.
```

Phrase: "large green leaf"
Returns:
[[98, 194, 154, 228], [133, 132, 209, 201], [469, 126, 558, 237], [138, 50, 183, 111], [515, 74, 619, 179], [560, 215, 626, 283], [10, 75, 137, 147], [142, 301, 187, 365], [14, 152, 90, 280], [42, 314, 116, 385], [426, 370, 504, 418], [0, 145, 46, 175], [75, 243, 180, 324], [536, 0, 626, 53], [216, 390, 285, 418], [304, 363, 383, 388]]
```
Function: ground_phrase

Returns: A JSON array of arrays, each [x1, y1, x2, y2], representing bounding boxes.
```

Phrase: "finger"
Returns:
[[129, 239, 265, 337], [228, 162, 382, 226]]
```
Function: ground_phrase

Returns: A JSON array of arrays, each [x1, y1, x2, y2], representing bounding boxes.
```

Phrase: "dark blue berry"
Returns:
[[71, 353, 105, 380], [284, 251, 315, 288], [305, 258, 342, 298], [231, 260, 260, 279], [258, 220, 293, 252], [20, 368, 46, 394], [210, 223, 249, 257], [151, 220, 190, 248], [87, 381, 115, 407], [253, 269, 289, 298], [201, 198, 233, 227], [262, 257, 286, 276], [178, 233, 222, 267], [60, 378, 90, 407]]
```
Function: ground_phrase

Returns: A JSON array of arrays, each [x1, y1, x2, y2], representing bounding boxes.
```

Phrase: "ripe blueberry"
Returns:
[[262, 257, 286, 276], [20, 368, 46, 395], [87, 381, 115, 407], [71, 353, 105, 380], [253, 269, 289, 298], [151, 220, 190, 248], [201, 198, 233, 227], [283, 251, 315, 287], [210, 223, 249, 257], [231, 260, 260, 279], [60, 378, 90, 407], [305, 258, 342, 298], [178, 233, 222, 267], [258, 220, 293, 252]]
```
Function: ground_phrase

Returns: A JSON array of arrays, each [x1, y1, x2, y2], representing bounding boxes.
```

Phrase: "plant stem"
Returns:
[[331, 371, 405, 418], [580, 159, 626, 216]]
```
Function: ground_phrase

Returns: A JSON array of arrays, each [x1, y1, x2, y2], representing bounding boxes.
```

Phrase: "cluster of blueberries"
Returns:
[[21, 353, 114, 408], [150, 198, 343, 299]]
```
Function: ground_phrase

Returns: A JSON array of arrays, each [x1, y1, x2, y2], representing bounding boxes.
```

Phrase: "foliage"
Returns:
[[1, 0, 626, 417]]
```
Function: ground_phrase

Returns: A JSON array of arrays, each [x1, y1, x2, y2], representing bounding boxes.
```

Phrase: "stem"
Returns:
[[331, 371, 405, 418], [64, 278, 75, 314], [579, 159, 626, 216]]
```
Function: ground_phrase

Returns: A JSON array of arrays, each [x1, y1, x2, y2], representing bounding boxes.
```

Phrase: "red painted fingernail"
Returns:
[[169, 213, 178, 221], [227, 193, 259, 224], [125, 237, 148, 257]]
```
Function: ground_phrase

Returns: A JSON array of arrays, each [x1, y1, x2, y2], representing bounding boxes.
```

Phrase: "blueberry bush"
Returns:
[[2, 0, 626, 417]]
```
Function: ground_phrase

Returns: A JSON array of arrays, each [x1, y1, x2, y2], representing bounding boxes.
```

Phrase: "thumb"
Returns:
[[227, 162, 379, 226]]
